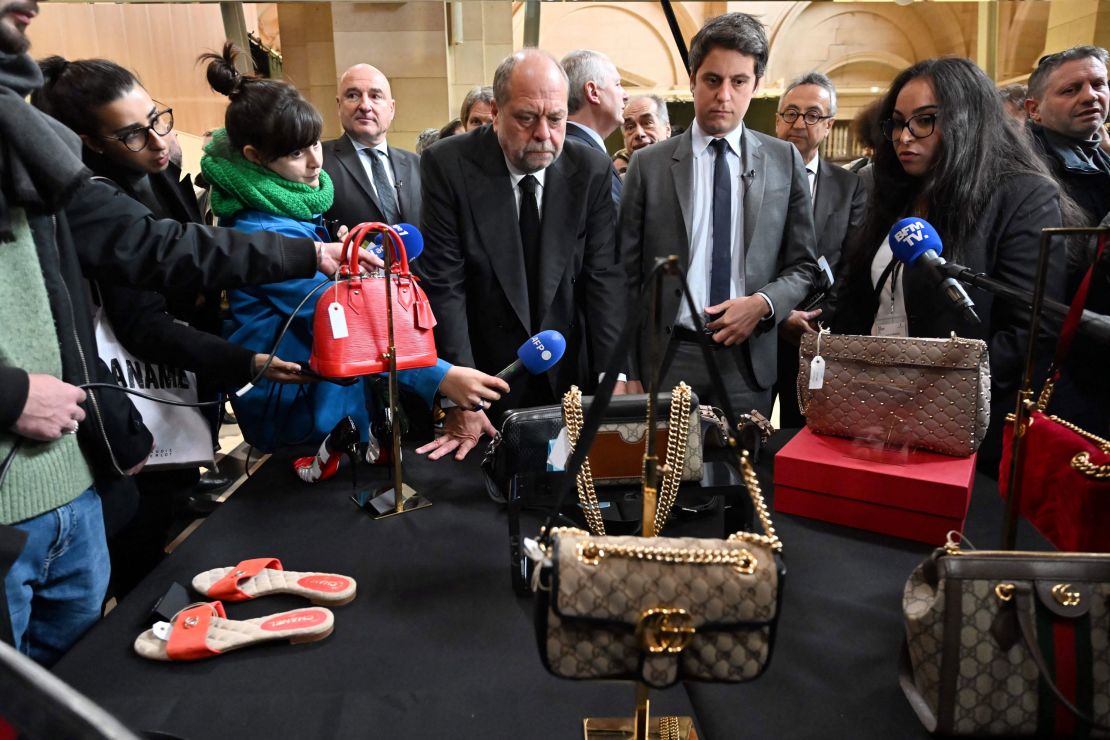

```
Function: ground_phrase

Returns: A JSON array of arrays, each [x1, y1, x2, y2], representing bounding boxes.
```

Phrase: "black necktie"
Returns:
[[367, 148, 400, 225], [518, 174, 542, 331], [709, 137, 732, 307]]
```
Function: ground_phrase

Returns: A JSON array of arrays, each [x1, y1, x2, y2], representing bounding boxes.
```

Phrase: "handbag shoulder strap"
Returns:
[[1039, 232, 1107, 410]]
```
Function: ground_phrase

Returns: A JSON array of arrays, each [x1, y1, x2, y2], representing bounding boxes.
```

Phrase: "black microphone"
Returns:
[[888, 218, 981, 324], [936, 261, 1110, 346]]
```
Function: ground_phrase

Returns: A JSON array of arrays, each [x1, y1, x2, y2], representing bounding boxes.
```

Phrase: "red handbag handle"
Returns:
[[1049, 233, 1106, 373], [339, 222, 410, 276]]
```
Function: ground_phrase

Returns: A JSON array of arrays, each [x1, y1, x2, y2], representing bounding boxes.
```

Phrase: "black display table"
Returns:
[[53, 432, 1047, 739]]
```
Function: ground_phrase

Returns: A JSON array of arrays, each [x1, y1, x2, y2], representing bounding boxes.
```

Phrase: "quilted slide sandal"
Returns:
[[192, 558, 357, 605], [133, 601, 334, 661]]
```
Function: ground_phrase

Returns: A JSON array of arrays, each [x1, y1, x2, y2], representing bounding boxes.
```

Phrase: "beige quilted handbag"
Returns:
[[797, 329, 990, 457], [532, 452, 783, 689], [902, 534, 1110, 736]]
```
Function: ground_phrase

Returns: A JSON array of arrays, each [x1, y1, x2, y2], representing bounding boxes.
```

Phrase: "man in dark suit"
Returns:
[[621, 13, 818, 418], [322, 64, 421, 233], [562, 49, 627, 207], [418, 49, 629, 460], [771, 71, 866, 426]]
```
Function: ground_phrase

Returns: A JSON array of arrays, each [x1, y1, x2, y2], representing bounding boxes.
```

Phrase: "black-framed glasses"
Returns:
[[102, 105, 174, 152], [880, 112, 938, 141], [777, 109, 833, 126]]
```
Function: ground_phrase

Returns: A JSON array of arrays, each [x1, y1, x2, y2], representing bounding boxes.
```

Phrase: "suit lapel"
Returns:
[[812, 159, 837, 238], [741, 127, 765, 254], [536, 151, 578, 324], [464, 131, 530, 332], [670, 131, 694, 251], [332, 135, 383, 215]]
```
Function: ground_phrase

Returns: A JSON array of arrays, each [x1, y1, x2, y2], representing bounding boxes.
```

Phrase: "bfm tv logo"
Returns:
[[893, 220, 931, 247]]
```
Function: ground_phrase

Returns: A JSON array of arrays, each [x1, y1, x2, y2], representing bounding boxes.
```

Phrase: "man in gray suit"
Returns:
[[322, 64, 421, 234], [772, 71, 866, 426], [620, 12, 817, 416]]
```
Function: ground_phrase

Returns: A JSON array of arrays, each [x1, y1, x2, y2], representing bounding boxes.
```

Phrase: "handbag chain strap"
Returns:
[[561, 383, 692, 537]]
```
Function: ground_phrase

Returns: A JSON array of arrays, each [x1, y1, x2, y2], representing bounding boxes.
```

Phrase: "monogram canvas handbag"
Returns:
[[532, 451, 783, 689], [797, 329, 990, 457], [902, 534, 1110, 736]]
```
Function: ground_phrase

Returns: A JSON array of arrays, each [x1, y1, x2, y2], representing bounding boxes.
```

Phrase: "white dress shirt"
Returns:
[[347, 134, 395, 199], [504, 156, 547, 217], [805, 153, 819, 202]]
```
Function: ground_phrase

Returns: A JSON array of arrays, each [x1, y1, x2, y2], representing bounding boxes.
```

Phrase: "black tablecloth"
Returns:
[[53, 433, 1047, 739]]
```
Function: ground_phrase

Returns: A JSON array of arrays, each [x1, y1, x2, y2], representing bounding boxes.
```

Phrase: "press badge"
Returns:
[[328, 302, 349, 339], [874, 314, 908, 337]]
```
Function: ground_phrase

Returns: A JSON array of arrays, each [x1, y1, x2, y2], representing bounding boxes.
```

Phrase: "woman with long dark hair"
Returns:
[[832, 57, 1069, 470], [198, 44, 506, 477]]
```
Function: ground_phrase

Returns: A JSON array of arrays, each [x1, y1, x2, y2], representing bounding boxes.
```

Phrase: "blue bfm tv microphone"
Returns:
[[369, 223, 423, 262], [497, 330, 567, 383], [888, 217, 980, 324]]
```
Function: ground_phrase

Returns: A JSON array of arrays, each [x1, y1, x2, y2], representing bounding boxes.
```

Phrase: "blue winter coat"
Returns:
[[223, 209, 448, 451]]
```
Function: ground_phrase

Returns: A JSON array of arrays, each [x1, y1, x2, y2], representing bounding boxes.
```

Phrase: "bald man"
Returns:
[[322, 64, 421, 233], [417, 49, 628, 459]]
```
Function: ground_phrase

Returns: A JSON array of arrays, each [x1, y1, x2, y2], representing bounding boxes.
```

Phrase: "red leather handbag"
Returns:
[[1000, 233, 1110, 552], [309, 222, 437, 378]]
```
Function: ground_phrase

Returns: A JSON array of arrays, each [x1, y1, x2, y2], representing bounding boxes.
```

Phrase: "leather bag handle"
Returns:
[[1039, 232, 1107, 409], [340, 222, 410, 277]]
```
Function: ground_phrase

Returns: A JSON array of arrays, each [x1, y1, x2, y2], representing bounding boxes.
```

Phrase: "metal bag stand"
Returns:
[[354, 226, 431, 519], [583, 258, 696, 740]]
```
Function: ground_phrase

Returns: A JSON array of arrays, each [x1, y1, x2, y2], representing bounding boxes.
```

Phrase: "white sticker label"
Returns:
[[328, 302, 349, 339], [152, 621, 172, 641], [808, 355, 826, 390], [547, 427, 570, 471]]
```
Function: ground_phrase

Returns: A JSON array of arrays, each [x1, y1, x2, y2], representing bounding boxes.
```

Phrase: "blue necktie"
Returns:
[[709, 138, 732, 307]]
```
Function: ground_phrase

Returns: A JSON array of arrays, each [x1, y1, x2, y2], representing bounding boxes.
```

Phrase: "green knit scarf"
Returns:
[[201, 128, 333, 222]]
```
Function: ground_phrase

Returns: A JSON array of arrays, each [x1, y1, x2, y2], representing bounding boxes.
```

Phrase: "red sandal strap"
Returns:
[[206, 557, 283, 601], [166, 601, 226, 661]]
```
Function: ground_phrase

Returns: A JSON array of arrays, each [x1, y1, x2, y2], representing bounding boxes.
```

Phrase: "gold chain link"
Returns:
[[729, 450, 783, 553], [1006, 411, 1110, 481], [659, 716, 682, 740], [562, 384, 692, 537], [652, 383, 692, 536], [576, 538, 757, 575], [562, 386, 607, 536]]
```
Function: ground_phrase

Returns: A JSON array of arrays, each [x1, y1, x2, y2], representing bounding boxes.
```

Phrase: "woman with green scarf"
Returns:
[[200, 44, 507, 481]]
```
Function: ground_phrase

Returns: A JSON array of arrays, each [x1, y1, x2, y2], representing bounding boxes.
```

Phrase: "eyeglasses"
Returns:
[[102, 106, 174, 152], [777, 109, 833, 126], [880, 112, 938, 141]]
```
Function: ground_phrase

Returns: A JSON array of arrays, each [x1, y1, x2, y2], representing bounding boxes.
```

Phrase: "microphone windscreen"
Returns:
[[371, 223, 424, 261], [517, 330, 566, 374], [888, 217, 943, 265]]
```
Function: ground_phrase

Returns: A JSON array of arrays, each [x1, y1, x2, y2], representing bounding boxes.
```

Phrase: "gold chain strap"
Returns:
[[561, 384, 692, 537], [729, 450, 783, 553], [562, 386, 606, 536], [652, 383, 692, 536], [1008, 411, 1110, 481], [576, 538, 757, 575], [659, 716, 682, 740]]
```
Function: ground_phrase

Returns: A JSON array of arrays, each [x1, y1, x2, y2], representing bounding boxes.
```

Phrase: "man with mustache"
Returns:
[[323, 64, 421, 233], [620, 13, 817, 417], [770, 71, 865, 426], [418, 49, 628, 460]]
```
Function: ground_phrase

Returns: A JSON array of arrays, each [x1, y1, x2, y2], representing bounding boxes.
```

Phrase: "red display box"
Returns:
[[774, 428, 976, 545]]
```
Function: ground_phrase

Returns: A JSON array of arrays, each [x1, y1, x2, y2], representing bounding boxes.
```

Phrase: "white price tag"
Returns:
[[547, 427, 570, 471], [328, 302, 349, 339], [152, 621, 172, 641], [808, 355, 826, 390]]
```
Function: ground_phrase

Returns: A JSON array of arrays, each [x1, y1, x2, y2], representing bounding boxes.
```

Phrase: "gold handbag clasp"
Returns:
[[637, 608, 696, 654]]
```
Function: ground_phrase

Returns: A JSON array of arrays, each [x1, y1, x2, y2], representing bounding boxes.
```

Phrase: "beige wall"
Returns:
[[26, 2, 269, 139]]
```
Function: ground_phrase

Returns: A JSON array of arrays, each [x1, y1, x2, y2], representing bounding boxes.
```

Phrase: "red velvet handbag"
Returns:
[[1000, 233, 1110, 552], [309, 222, 437, 378]]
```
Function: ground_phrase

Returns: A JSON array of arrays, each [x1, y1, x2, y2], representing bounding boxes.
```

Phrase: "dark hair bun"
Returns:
[[199, 41, 253, 98], [37, 56, 70, 87]]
